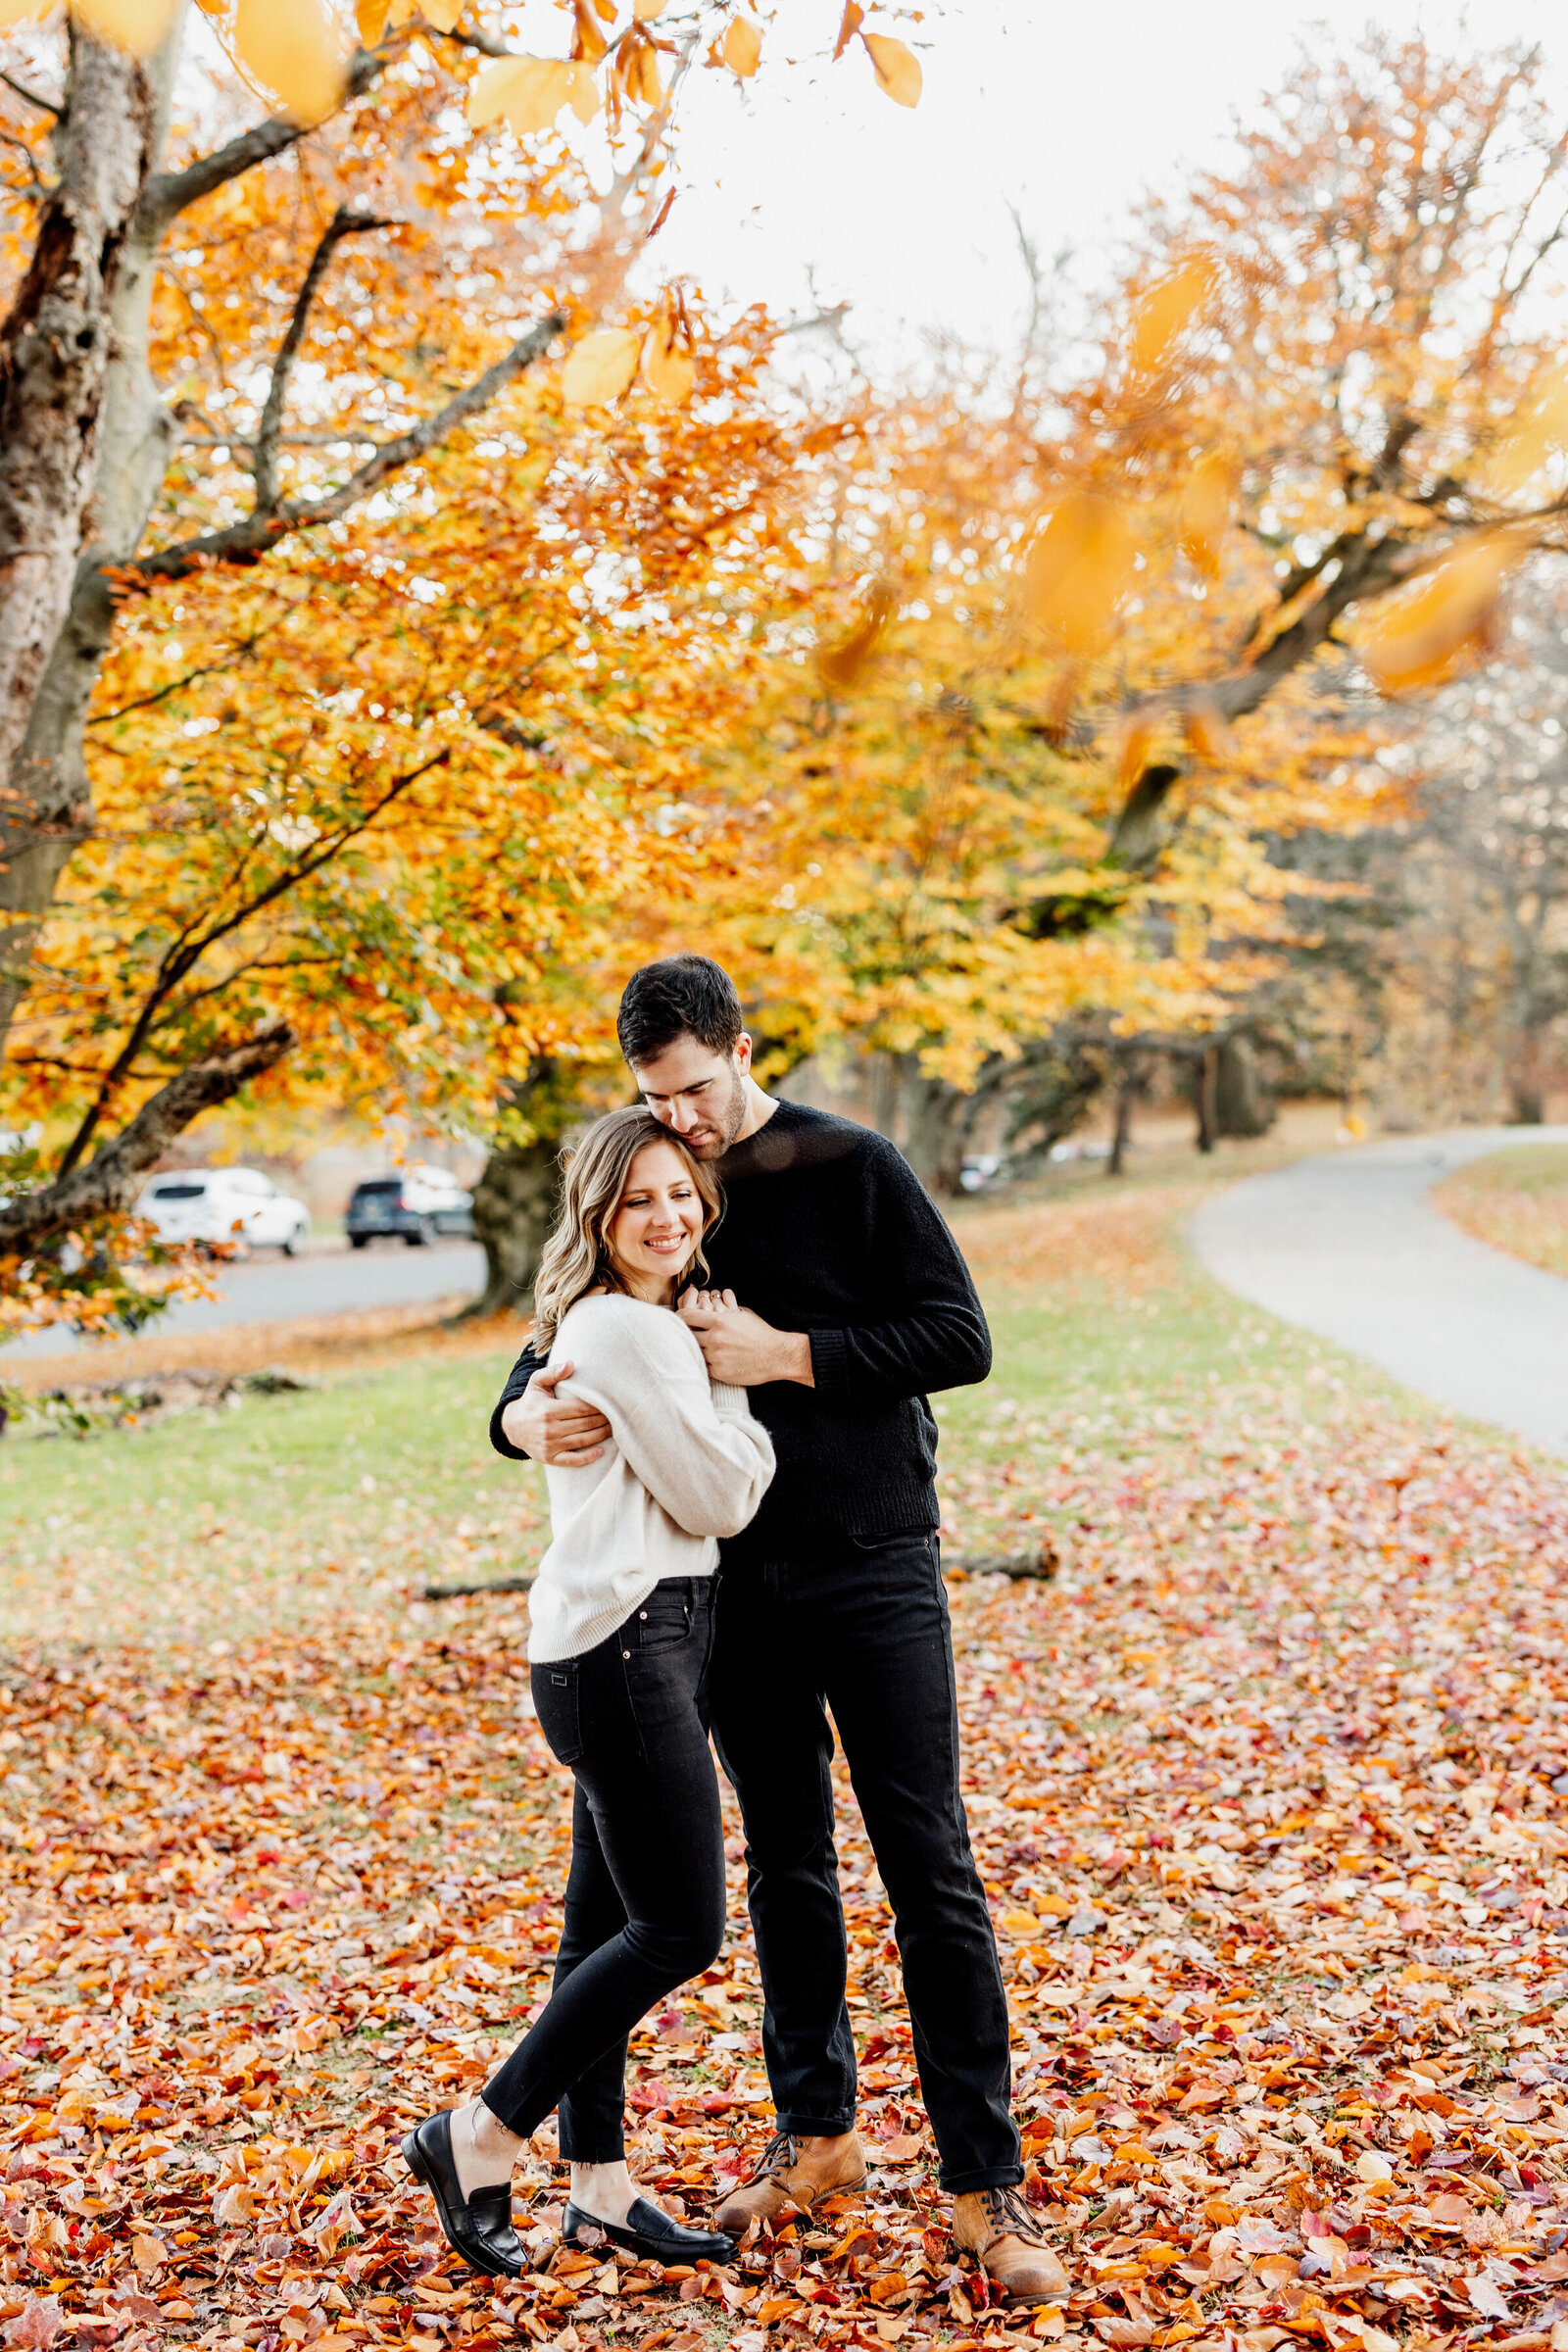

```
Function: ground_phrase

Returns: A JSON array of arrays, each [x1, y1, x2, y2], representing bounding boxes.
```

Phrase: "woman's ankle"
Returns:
[[450, 2096, 525, 2200], [568, 2159, 637, 2228]]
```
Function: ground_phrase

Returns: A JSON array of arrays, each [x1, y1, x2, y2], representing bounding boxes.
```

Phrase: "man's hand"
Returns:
[[501, 1359, 612, 1466], [678, 1289, 814, 1388]]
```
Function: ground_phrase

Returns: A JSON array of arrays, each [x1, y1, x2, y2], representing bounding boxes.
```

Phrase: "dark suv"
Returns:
[[345, 1167, 475, 1248]]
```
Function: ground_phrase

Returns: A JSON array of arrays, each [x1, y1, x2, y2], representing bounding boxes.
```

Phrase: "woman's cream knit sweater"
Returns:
[[527, 1293, 776, 1663]]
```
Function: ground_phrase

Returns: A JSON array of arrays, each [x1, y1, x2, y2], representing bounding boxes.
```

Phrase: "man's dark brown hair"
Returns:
[[617, 956, 744, 1067]]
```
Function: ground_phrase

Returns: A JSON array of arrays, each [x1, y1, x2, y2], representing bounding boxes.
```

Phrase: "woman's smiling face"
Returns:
[[606, 1140, 705, 1297]]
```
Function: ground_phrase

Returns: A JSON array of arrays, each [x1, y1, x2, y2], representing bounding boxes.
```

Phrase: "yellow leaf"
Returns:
[[632, 0, 664, 13], [419, 0, 461, 27], [1000, 1907, 1041, 1936], [467, 55, 596, 133], [1360, 530, 1525, 695], [0, 0, 50, 25], [71, 0, 176, 55], [562, 328, 641, 408], [863, 30, 920, 107], [721, 15, 760, 75], [1177, 453, 1234, 581], [233, 0, 347, 123], [641, 324, 695, 404], [564, 61, 600, 122], [355, 0, 388, 39], [1023, 492, 1138, 653], [1481, 362, 1568, 498], [1129, 253, 1221, 376]]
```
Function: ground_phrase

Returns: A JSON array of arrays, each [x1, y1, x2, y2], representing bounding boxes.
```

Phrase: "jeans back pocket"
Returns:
[[530, 1659, 584, 1765]]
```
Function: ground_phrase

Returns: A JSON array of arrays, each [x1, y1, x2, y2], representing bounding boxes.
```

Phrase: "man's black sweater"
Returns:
[[489, 1098, 992, 1560]]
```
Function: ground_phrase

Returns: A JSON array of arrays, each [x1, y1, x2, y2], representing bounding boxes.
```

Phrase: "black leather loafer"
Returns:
[[563, 2194, 736, 2267], [403, 2110, 527, 2278]]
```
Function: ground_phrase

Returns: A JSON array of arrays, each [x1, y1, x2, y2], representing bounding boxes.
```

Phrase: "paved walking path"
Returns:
[[1191, 1127, 1568, 1458], [1, 1240, 485, 1361]]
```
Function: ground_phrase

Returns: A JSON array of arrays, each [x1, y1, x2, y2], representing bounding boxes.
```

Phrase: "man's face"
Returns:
[[632, 1032, 753, 1160]]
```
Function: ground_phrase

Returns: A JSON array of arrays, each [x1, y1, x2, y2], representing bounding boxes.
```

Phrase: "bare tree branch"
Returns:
[[120, 311, 565, 588], [53, 746, 451, 1182], [0, 70, 58, 115], [0, 1022, 295, 1255], [253, 203, 393, 515], [135, 47, 388, 239]]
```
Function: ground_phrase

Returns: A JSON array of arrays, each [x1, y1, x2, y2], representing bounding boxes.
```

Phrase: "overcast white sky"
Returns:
[[637, 2, 1564, 361]]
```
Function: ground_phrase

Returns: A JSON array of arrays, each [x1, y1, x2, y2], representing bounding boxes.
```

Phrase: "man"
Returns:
[[492, 956, 1064, 2300]]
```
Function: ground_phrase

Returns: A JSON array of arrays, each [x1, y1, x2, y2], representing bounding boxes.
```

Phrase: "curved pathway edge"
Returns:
[[1190, 1127, 1568, 1459]]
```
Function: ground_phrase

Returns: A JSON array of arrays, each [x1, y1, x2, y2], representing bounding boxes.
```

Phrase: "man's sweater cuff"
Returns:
[[489, 1401, 531, 1461], [808, 1327, 851, 1396]]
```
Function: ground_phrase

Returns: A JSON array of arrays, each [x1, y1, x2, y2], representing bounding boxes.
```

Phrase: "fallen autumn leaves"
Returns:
[[10, 1219, 1568, 2351]]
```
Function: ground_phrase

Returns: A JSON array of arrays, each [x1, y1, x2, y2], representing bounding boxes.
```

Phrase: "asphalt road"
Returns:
[[1190, 1126, 1568, 1458], [4, 1238, 486, 1361]]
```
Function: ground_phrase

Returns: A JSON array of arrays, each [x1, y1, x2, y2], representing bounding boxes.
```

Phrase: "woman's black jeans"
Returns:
[[481, 1576, 724, 2161]]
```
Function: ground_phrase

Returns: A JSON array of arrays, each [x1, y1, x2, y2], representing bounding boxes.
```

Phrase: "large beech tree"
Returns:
[[0, 0, 922, 1293]]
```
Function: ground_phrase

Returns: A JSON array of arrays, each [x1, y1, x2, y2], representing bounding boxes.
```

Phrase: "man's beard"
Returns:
[[684, 1065, 749, 1158]]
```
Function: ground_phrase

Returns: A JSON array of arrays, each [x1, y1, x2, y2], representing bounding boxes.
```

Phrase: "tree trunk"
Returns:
[[1196, 1043, 1218, 1153], [1213, 1033, 1274, 1139], [468, 1136, 563, 1319], [0, 25, 177, 1036], [1107, 1053, 1146, 1177], [892, 1055, 981, 1197], [1506, 1024, 1546, 1124], [465, 1062, 597, 1317]]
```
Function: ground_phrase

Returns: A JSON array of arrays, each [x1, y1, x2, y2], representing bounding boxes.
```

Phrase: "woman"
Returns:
[[404, 1106, 774, 2277]]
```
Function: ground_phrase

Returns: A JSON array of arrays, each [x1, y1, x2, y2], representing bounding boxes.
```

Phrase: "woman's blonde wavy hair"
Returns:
[[532, 1105, 722, 1348]]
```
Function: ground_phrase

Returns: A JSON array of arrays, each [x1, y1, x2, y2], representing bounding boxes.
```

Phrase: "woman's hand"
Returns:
[[680, 1286, 740, 1318], [678, 1290, 814, 1387]]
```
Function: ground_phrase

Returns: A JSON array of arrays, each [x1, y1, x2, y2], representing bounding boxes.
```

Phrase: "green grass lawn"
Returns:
[[7, 1160, 1407, 1649]]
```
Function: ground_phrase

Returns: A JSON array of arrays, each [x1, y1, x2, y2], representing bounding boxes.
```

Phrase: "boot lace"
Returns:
[[981, 2183, 1048, 2243], [751, 2132, 800, 2181]]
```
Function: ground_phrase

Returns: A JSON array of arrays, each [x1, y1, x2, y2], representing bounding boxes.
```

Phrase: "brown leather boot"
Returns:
[[712, 2131, 867, 2236], [952, 2184, 1070, 2302]]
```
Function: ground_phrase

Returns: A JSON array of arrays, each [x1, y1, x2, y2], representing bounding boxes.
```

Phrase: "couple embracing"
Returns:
[[404, 956, 1064, 2304]]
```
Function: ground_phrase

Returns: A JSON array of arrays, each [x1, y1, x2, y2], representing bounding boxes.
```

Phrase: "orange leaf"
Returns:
[[1023, 492, 1139, 653], [1129, 253, 1221, 376], [570, 0, 608, 61], [232, 0, 347, 122], [1479, 362, 1568, 499], [831, 0, 863, 59], [355, 0, 390, 41], [562, 328, 642, 408], [641, 323, 696, 405], [862, 30, 920, 107], [816, 580, 897, 689], [71, 0, 177, 55], [1182, 698, 1234, 763], [467, 56, 599, 132], [721, 15, 760, 76], [1177, 454, 1234, 581], [1114, 710, 1159, 787], [1359, 530, 1525, 694]]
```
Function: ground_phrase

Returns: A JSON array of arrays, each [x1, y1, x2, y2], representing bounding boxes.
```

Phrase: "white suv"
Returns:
[[135, 1167, 311, 1255]]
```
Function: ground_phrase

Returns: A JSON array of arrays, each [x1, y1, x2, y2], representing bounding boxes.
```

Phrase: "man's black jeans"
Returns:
[[482, 1577, 724, 2160], [710, 1530, 1020, 2194]]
